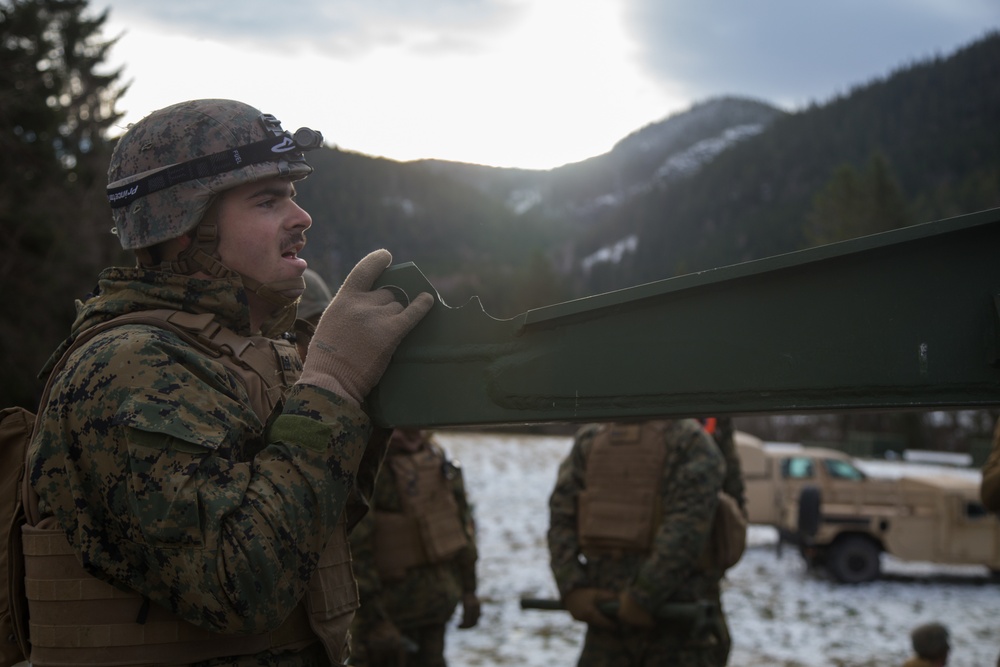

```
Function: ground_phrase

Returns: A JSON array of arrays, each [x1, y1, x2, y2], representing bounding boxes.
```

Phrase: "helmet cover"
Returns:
[[107, 99, 315, 249]]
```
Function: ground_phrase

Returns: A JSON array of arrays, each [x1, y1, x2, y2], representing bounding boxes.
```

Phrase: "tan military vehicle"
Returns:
[[736, 436, 999, 583]]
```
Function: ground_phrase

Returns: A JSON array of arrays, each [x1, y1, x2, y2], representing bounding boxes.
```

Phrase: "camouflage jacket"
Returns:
[[28, 267, 373, 660], [349, 439, 477, 630], [547, 419, 724, 616]]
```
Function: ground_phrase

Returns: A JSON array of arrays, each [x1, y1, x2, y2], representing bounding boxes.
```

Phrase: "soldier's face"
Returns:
[[214, 177, 312, 300]]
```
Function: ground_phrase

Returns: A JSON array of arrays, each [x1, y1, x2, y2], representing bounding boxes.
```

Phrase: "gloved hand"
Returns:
[[366, 618, 406, 667], [296, 249, 434, 405], [617, 590, 655, 628], [458, 592, 481, 628], [563, 587, 617, 629]]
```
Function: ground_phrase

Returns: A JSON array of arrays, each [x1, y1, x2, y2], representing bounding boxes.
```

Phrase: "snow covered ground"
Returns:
[[434, 430, 1000, 667]]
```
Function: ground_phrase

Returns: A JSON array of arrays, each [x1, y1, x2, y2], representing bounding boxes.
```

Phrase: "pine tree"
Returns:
[[804, 152, 912, 246], [0, 0, 127, 408]]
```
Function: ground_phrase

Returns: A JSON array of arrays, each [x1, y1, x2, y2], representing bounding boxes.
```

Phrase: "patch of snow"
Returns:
[[507, 188, 543, 215], [656, 124, 764, 181], [855, 458, 981, 483], [435, 430, 1000, 667], [381, 196, 416, 216], [903, 450, 974, 467], [580, 234, 639, 272]]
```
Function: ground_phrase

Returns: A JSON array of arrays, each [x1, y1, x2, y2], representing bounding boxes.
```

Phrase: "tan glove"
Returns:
[[617, 590, 655, 628], [458, 592, 481, 629], [296, 249, 434, 405], [563, 587, 617, 629]]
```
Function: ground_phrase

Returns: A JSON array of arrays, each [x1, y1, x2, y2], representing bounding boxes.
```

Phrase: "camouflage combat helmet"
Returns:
[[298, 268, 333, 322], [911, 622, 949, 659], [107, 99, 321, 249]]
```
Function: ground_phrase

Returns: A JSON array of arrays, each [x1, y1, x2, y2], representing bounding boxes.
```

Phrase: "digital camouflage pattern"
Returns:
[[107, 99, 313, 250], [548, 419, 725, 667], [349, 438, 477, 666], [28, 267, 372, 666]]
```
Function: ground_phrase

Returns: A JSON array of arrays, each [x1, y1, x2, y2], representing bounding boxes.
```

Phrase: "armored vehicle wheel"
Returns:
[[827, 535, 881, 583]]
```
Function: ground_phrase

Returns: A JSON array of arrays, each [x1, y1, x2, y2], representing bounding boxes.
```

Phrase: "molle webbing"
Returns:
[[578, 421, 670, 554], [22, 520, 314, 666]]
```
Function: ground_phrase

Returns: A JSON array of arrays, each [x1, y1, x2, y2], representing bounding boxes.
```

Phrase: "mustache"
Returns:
[[280, 231, 307, 252]]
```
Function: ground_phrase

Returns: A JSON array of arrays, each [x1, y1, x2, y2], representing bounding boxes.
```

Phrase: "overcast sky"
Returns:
[[97, 0, 999, 170]]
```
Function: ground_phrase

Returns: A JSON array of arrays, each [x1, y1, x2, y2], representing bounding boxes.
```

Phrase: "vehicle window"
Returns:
[[966, 502, 988, 519], [823, 459, 866, 481], [781, 457, 814, 479]]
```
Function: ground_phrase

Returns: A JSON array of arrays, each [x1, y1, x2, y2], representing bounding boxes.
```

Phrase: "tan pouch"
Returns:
[[418, 506, 468, 562], [578, 488, 656, 551], [373, 512, 426, 580]]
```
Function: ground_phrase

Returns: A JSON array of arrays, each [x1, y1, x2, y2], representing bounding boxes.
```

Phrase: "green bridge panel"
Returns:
[[368, 208, 1000, 428]]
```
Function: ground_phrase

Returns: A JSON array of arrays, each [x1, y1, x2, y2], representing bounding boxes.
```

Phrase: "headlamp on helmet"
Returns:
[[107, 114, 323, 210]]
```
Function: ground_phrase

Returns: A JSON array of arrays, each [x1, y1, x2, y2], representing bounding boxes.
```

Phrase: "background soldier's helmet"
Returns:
[[910, 622, 949, 659], [106, 99, 319, 250], [299, 268, 333, 322]]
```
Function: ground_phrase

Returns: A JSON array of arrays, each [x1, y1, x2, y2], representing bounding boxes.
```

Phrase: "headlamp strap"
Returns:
[[107, 123, 323, 209]]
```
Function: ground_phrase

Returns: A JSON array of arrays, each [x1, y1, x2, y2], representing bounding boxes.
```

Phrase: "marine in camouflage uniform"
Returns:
[[701, 416, 747, 666], [349, 428, 480, 667], [548, 419, 726, 667], [24, 99, 432, 666]]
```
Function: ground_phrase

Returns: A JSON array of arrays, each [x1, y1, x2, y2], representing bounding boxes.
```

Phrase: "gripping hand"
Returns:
[[296, 249, 433, 405], [564, 587, 617, 629], [617, 589, 655, 628]]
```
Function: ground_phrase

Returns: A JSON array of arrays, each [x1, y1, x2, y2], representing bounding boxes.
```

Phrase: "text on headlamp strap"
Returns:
[[106, 127, 324, 209]]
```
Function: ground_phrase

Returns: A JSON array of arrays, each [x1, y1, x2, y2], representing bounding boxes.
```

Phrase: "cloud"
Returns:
[[106, 0, 521, 58], [95, 0, 1000, 168], [623, 0, 1000, 107]]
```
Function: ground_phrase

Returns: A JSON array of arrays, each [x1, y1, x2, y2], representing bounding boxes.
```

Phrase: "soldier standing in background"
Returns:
[[547, 419, 727, 667], [349, 428, 480, 667], [700, 417, 748, 666]]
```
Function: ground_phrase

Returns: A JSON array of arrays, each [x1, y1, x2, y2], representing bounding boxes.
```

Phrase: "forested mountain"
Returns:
[[296, 31, 1000, 316], [4, 11, 998, 412]]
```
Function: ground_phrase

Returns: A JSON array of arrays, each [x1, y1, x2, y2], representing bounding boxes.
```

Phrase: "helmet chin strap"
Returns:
[[239, 275, 306, 308]]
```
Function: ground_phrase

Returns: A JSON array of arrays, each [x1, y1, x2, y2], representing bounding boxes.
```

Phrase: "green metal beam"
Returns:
[[368, 207, 1000, 428]]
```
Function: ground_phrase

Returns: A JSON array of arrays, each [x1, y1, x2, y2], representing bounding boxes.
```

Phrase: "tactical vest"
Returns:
[[21, 309, 359, 666], [371, 444, 468, 580], [578, 421, 670, 555]]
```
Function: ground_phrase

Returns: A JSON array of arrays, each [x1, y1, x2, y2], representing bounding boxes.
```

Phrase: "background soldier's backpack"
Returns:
[[1, 407, 32, 667], [705, 491, 748, 571]]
